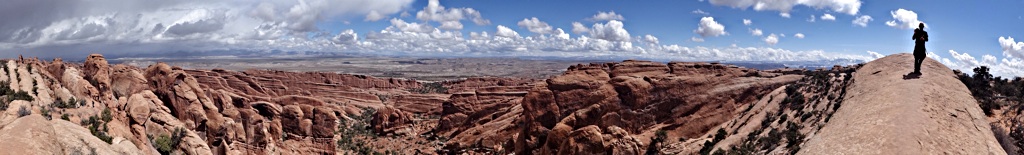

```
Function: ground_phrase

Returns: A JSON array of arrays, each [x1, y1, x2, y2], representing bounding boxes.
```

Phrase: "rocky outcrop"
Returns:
[[800, 54, 1005, 154], [514, 60, 802, 154], [371, 106, 413, 135], [83, 54, 114, 103], [0, 115, 143, 154]]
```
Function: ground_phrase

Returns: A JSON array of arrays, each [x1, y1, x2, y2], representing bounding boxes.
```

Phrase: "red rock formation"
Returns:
[[513, 60, 802, 154]]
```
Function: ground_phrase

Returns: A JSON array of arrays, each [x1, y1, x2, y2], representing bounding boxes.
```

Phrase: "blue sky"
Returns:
[[1, 0, 1023, 76]]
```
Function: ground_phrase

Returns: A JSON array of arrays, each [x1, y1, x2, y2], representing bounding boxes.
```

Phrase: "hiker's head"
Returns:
[[918, 23, 925, 29]]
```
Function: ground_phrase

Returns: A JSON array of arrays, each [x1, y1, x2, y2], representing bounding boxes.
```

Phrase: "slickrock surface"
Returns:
[[800, 53, 1005, 154]]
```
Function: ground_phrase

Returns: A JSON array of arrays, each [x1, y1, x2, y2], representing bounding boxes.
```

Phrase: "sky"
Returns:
[[1, 0, 1023, 77]]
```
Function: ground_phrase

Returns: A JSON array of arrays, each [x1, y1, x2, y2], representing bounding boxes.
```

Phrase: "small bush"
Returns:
[[101, 108, 112, 122], [17, 106, 30, 117], [153, 127, 186, 154], [61, 113, 70, 121], [9, 90, 34, 102], [41, 106, 51, 120], [54, 98, 79, 109], [82, 115, 113, 144]]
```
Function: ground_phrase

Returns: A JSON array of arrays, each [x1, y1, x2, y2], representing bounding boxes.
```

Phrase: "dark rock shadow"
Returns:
[[903, 72, 921, 80]]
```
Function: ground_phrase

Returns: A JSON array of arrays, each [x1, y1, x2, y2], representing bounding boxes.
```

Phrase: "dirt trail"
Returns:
[[799, 53, 1005, 155]]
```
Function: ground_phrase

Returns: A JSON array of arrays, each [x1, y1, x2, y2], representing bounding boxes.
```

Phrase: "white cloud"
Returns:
[[691, 36, 705, 42], [780, 13, 791, 18], [794, 33, 805, 39], [0, 0, 415, 52], [517, 17, 553, 34], [590, 20, 631, 41], [750, 28, 763, 36], [709, 0, 862, 15], [1000, 36, 1024, 59], [643, 35, 659, 44], [950, 50, 980, 67], [588, 11, 625, 21], [886, 8, 923, 29], [495, 25, 520, 38], [743, 19, 752, 25], [807, 15, 816, 22], [365, 10, 386, 21], [983, 55, 998, 65], [694, 17, 727, 37], [388, 18, 435, 33], [572, 22, 590, 34], [852, 15, 872, 27], [765, 33, 779, 45], [333, 29, 358, 44], [0, 0, 882, 69], [692, 9, 710, 15], [821, 13, 836, 21], [867, 51, 884, 59], [416, 0, 491, 30]]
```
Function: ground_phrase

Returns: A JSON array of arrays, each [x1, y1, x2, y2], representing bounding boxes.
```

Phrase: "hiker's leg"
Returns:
[[914, 57, 923, 73]]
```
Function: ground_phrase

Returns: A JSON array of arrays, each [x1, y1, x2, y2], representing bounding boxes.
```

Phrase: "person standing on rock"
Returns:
[[912, 23, 928, 74]]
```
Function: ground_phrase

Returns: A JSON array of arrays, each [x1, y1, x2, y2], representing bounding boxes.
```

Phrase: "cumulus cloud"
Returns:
[[333, 29, 359, 44], [709, 0, 862, 15], [0, 0, 416, 53], [950, 50, 981, 67], [0, 0, 879, 68], [780, 13, 791, 18], [750, 28, 763, 36], [1000, 36, 1024, 59], [794, 33, 805, 39], [571, 22, 590, 34], [588, 11, 625, 21], [821, 13, 836, 21], [743, 19, 752, 25], [886, 8, 923, 29], [517, 17, 553, 34], [694, 17, 726, 38], [416, 0, 491, 30], [643, 35, 659, 44], [765, 33, 779, 45], [808, 15, 816, 22], [495, 25, 520, 38], [590, 20, 631, 41], [867, 51, 884, 59], [939, 48, 1024, 77], [852, 15, 872, 27]]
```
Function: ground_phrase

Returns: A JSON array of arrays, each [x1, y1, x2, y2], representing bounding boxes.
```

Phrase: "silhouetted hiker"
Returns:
[[912, 23, 928, 74]]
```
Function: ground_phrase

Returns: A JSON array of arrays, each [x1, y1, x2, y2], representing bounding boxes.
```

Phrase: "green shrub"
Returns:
[[82, 115, 113, 144], [41, 106, 51, 120], [54, 98, 79, 109], [153, 127, 186, 154], [9, 90, 34, 102], [101, 108, 112, 122], [337, 107, 382, 153], [17, 106, 30, 117], [61, 113, 70, 121]]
